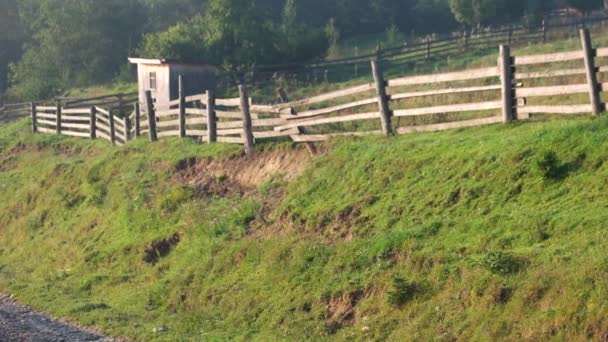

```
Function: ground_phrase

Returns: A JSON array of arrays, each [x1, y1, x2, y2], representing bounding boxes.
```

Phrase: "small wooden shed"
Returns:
[[128, 58, 217, 108]]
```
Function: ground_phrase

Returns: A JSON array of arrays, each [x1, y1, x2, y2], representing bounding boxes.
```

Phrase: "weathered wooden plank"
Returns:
[[156, 108, 180, 117], [95, 122, 111, 134], [595, 47, 608, 57], [514, 50, 584, 65], [95, 107, 110, 116], [61, 114, 90, 122], [517, 104, 593, 114], [186, 130, 208, 137], [274, 83, 376, 109], [97, 130, 111, 141], [216, 110, 246, 119], [61, 130, 91, 138], [217, 128, 243, 136], [217, 120, 243, 129], [36, 106, 57, 111], [250, 104, 284, 114], [61, 108, 90, 115], [36, 113, 57, 120], [185, 108, 207, 115], [390, 85, 501, 101], [216, 98, 242, 107], [253, 118, 287, 127], [275, 112, 380, 131], [96, 114, 110, 126], [157, 119, 180, 128], [37, 119, 57, 127], [217, 136, 244, 144], [387, 67, 499, 88], [61, 122, 90, 130], [396, 116, 503, 134], [291, 97, 378, 120], [157, 130, 180, 138], [515, 83, 588, 97], [185, 94, 206, 103], [393, 101, 501, 117], [254, 128, 300, 139], [186, 117, 207, 125], [289, 130, 382, 142], [515, 68, 586, 80]]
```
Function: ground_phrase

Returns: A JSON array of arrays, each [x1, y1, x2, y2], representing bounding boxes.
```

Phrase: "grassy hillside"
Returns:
[[1, 114, 608, 341]]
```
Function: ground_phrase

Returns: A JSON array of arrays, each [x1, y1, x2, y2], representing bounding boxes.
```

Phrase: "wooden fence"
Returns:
[[32, 104, 129, 145], [233, 13, 608, 87], [30, 29, 607, 155]]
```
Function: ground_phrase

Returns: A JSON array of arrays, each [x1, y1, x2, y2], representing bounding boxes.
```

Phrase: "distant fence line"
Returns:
[[218, 12, 608, 88], [0, 92, 136, 124], [25, 28, 608, 155]]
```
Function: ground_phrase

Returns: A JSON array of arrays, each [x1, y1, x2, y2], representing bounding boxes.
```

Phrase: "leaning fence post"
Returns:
[[145, 90, 157, 142], [178, 75, 186, 138], [123, 116, 130, 142], [56, 101, 62, 134], [541, 20, 547, 44], [371, 59, 393, 136], [206, 90, 217, 143], [499, 45, 515, 123], [109, 111, 116, 145], [30, 102, 37, 133], [239, 84, 255, 155], [134, 102, 141, 137], [89, 107, 97, 140], [580, 28, 602, 115]]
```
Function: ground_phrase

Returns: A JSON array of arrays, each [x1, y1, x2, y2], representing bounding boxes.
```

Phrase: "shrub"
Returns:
[[536, 150, 562, 179], [480, 250, 521, 275]]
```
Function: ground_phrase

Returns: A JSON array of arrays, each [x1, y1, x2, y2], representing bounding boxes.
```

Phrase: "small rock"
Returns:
[[153, 326, 167, 333], [362, 326, 370, 333]]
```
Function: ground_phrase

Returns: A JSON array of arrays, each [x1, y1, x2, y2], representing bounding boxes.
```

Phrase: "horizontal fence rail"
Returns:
[[22, 28, 607, 155]]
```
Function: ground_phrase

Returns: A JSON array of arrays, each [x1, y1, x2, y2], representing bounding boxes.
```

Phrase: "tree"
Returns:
[[0, 0, 25, 93], [563, 0, 603, 14], [449, 0, 526, 26], [10, 0, 145, 99]]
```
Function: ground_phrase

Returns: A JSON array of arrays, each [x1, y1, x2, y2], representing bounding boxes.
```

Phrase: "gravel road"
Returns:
[[0, 294, 113, 342]]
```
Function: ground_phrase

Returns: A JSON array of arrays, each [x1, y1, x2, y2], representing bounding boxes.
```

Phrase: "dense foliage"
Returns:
[[1, 0, 606, 100]]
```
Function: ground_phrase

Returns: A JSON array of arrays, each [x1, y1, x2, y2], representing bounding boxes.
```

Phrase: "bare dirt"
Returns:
[[173, 147, 311, 191], [0, 294, 114, 342]]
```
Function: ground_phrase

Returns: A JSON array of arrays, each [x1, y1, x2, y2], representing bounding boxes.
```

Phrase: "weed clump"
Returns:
[[479, 250, 521, 275], [387, 276, 418, 306], [536, 150, 562, 179]]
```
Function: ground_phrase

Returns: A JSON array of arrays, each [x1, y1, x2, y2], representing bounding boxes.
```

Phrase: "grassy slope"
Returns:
[[0, 115, 608, 341]]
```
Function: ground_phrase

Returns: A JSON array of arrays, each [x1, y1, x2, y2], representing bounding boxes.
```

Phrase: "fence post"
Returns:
[[89, 107, 96, 140], [580, 28, 602, 116], [178, 75, 186, 138], [238, 84, 255, 155], [371, 59, 393, 136], [30, 103, 37, 133], [145, 90, 157, 142], [541, 20, 547, 44], [123, 116, 130, 142], [499, 45, 515, 123], [508, 25, 513, 45], [56, 101, 62, 134], [109, 111, 116, 145], [206, 89, 217, 143], [134, 102, 141, 137]]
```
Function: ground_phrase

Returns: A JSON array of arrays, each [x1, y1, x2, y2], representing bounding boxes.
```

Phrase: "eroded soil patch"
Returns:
[[173, 147, 310, 194]]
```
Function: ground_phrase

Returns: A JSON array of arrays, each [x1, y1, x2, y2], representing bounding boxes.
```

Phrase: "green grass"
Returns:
[[1, 114, 608, 340]]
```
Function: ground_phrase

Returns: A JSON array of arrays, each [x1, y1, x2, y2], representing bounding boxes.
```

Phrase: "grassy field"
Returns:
[[0, 113, 608, 340]]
